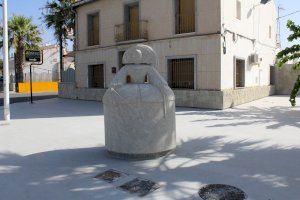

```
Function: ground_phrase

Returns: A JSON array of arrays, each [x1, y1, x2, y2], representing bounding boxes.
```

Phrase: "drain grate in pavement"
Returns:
[[94, 169, 127, 183], [199, 184, 247, 200], [118, 178, 160, 197]]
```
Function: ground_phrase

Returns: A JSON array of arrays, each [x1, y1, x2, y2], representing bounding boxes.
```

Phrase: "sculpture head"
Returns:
[[106, 44, 169, 87], [122, 44, 157, 67]]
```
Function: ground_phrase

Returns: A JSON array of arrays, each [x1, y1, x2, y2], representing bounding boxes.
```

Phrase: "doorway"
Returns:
[[235, 58, 245, 88]]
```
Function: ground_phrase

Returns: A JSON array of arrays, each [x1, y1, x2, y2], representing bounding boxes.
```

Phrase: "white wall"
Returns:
[[221, 0, 277, 89], [22, 45, 60, 82], [75, 0, 221, 50], [75, 0, 222, 90], [75, 35, 221, 90], [75, 0, 277, 91]]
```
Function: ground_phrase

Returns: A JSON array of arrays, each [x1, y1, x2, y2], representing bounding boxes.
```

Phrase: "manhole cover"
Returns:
[[199, 184, 247, 200], [94, 169, 127, 183], [118, 178, 160, 197]]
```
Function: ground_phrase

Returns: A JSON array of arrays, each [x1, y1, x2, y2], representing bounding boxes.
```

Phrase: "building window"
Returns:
[[269, 26, 272, 39], [124, 3, 140, 40], [270, 65, 275, 85], [115, 2, 148, 42], [89, 64, 104, 88], [168, 58, 195, 89], [88, 13, 100, 46], [236, 0, 241, 20], [118, 51, 126, 69], [175, 0, 195, 34], [235, 59, 245, 88]]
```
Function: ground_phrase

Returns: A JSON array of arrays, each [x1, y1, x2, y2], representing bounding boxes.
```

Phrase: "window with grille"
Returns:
[[175, 0, 195, 34], [88, 13, 100, 46], [168, 58, 195, 89], [270, 65, 275, 85], [89, 64, 104, 88]]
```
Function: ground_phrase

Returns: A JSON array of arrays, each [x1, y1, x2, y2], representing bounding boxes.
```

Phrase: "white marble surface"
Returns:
[[103, 45, 176, 158], [122, 44, 158, 66]]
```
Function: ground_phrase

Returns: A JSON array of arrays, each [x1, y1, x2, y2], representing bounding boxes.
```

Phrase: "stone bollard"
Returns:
[[103, 44, 176, 160]]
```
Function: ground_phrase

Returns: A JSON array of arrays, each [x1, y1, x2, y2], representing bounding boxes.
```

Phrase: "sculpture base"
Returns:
[[107, 149, 175, 160]]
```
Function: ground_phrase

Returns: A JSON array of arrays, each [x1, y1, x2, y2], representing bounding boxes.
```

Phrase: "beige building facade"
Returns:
[[59, 0, 278, 109]]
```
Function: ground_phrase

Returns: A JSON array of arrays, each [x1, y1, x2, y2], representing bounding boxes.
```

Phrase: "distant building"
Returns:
[[6, 44, 74, 92], [60, 0, 278, 109], [9, 44, 74, 83]]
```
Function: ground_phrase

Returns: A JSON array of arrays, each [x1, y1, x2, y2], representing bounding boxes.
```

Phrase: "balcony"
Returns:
[[115, 20, 148, 43], [175, 14, 195, 34]]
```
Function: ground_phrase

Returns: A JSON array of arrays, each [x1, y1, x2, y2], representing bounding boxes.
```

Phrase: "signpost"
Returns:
[[25, 50, 43, 104]]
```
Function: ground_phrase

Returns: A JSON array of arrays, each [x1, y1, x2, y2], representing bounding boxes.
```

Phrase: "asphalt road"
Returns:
[[0, 92, 58, 106]]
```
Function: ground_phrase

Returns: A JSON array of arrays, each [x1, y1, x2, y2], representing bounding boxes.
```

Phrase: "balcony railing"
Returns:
[[115, 20, 148, 42], [175, 14, 195, 34]]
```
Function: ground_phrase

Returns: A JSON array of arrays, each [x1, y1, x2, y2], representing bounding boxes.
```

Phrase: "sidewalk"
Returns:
[[0, 96, 299, 200], [0, 92, 58, 106]]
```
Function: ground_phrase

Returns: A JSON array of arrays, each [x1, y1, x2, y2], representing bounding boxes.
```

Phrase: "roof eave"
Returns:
[[73, 0, 98, 8]]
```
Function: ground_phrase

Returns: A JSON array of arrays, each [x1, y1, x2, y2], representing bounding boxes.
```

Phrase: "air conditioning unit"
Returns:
[[249, 54, 259, 65]]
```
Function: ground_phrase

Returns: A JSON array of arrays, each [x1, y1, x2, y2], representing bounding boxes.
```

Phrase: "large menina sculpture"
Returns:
[[103, 44, 176, 160]]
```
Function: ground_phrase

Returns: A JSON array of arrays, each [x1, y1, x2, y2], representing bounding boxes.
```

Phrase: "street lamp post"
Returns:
[[1, 0, 10, 123]]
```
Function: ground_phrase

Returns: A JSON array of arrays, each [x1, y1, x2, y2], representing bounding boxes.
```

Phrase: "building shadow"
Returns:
[[0, 98, 103, 120]]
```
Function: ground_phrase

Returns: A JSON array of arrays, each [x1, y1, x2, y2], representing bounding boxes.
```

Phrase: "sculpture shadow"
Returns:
[[0, 136, 299, 199]]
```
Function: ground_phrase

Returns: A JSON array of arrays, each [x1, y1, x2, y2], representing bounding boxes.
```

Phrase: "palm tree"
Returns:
[[42, 0, 75, 81], [0, 15, 42, 86]]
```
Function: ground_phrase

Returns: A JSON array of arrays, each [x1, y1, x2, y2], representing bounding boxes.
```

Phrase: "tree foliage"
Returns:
[[42, 0, 76, 81], [0, 15, 42, 83], [42, 0, 76, 44], [277, 20, 300, 106]]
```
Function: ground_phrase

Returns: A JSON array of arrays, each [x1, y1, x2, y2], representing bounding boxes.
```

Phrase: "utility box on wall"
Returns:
[[249, 54, 259, 65]]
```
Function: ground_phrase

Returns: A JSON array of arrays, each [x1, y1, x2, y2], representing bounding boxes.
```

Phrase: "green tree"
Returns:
[[277, 20, 300, 106], [42, 0, 75, 81], [0, 15, 42, 84]]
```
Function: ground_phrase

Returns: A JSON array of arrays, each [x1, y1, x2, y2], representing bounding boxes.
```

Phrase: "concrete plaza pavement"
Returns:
[[0, 96, 299, 199]]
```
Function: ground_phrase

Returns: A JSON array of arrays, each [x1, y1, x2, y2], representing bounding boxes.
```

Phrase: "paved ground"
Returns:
[[0, 96, 299, 200], [0, 92, 58, 106]]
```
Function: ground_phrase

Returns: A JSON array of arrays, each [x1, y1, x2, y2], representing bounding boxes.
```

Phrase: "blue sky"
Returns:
[[2, 0, 300, 49]]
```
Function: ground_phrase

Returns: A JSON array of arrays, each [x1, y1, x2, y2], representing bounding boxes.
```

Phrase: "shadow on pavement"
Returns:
[[0, 98, 103, 120], [0, 136, 299, 199]]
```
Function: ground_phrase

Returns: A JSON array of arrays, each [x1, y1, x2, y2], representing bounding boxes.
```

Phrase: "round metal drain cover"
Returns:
[[199, 184, 247, 200]]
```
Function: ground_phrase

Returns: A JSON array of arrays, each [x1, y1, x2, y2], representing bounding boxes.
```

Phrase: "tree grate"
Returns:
[[118, 178, 160, 197], [199, 184, 247, 200], [94, 169, 127, 183]]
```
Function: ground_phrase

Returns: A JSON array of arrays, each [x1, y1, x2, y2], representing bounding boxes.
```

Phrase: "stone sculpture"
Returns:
[[103, 44, 176, 160]]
